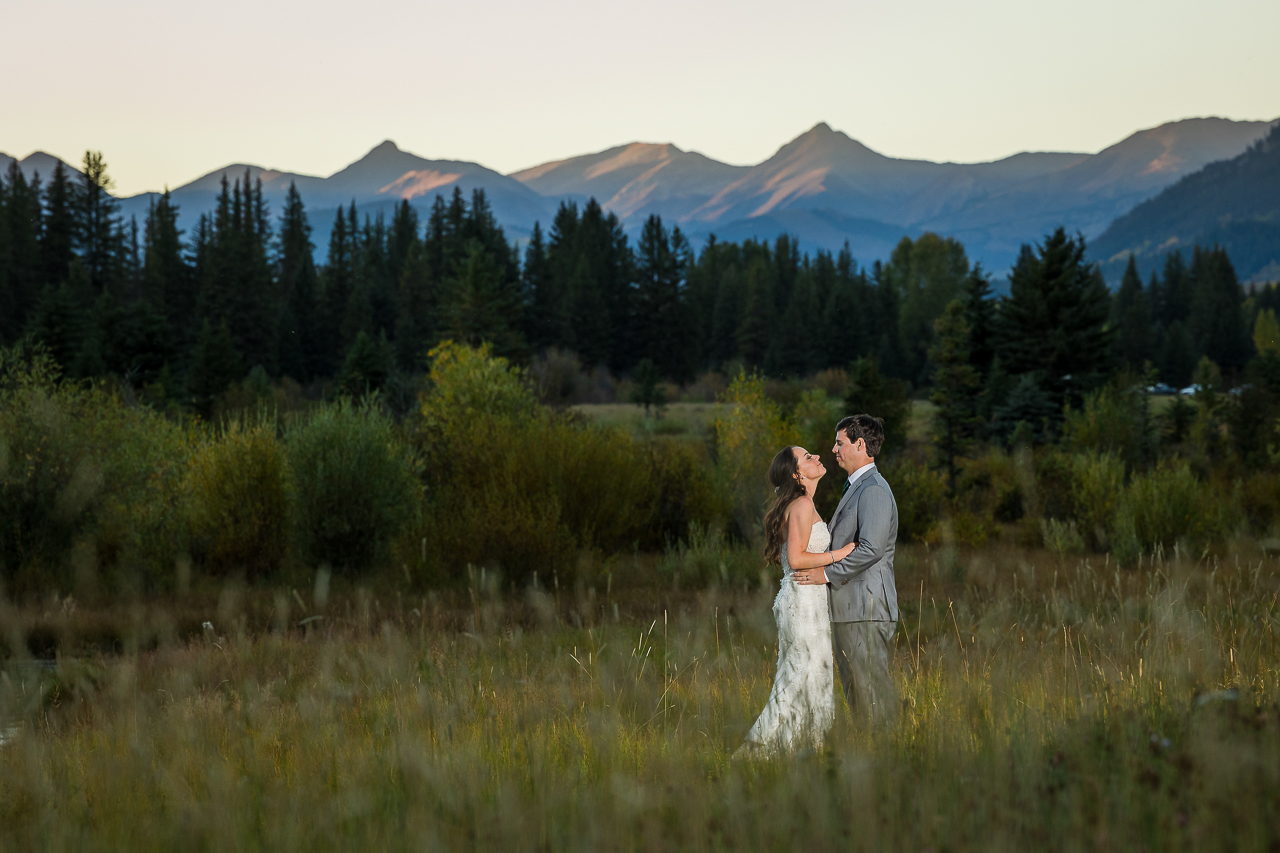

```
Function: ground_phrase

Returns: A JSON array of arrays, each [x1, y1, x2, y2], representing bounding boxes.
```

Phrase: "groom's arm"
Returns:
[[824, 485, 891, 588]]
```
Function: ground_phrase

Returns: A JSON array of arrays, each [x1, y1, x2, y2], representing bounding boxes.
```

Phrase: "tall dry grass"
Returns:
[[2, 544, 1277, 851]]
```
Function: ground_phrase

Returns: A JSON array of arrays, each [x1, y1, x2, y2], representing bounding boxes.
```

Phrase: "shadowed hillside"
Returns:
[[1092, 124, 1280, 284]]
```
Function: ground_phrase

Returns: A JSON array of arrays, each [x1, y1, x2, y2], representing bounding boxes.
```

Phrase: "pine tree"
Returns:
[[1189, 245, 1251, 374], [1112, 254, 1153, 372], [710, 263, 746, 367], [387, 199, 418, 286], [337, 329, 396, 396], [1160, 321, 1197, 387], [961, 263, 996, 379], [736, 256, 774, 367], [30, 261, 90, 372], [77, 151, 122, 294], [276, 183, 321, 381], [772, 260, 818, 376], [439, 241, 523, 357], [845, 356, 909, 456], [521, 221, 558, 351], [188, 319, 244, 417], [2, 162, 41, 341], [393, 238, 434, 371], [1158, 251, 1192, 326], [822, 245, 878, 370], [142, 191, 186, 317], [930, 300, 983, 495], [633, 214, 692, 380], [542, 202, 581, 353], [574, 200, 632, 371], [40, 161, 76, 289], [995, 228, 1113, 411], [319, 201, 356, 371]]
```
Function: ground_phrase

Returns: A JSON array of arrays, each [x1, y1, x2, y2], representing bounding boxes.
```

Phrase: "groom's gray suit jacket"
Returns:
[[826, 464, 899, 623]]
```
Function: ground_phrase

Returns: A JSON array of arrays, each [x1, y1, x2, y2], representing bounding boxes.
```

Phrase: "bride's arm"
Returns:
[[786, 498, 855, 570]]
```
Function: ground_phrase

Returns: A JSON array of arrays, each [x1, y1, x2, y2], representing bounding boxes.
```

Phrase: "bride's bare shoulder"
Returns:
[[784, 495, 815, 522]]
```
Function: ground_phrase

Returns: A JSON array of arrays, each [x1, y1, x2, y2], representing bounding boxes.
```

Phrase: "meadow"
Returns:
[[4, 341, 1280, 850], [2, 539, 1278, 851]]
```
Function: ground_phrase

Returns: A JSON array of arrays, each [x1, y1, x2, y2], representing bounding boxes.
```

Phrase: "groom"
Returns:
[[795, 414, 900, 725]]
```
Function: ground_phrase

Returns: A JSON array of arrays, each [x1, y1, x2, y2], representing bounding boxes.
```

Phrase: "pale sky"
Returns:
[[3, 0, 1277, 197]]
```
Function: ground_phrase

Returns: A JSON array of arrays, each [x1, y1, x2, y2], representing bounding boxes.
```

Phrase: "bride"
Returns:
[[735, 446, 853, 757]]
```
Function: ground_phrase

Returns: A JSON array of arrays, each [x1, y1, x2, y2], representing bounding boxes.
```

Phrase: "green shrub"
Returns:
[[1111, 461, 1235, 565], [0, 345, 193, 591], [1040, 518, 1085, 557], [183, 422, 290, 579], [1068, 452, 1125, 551], [287, 400, 421, 575], [713, 371, 798, 541], [1063, 380, 1156, 472], [1240, 471, 1280, 535], [410, 342, 703, 585], [0, 386, 100, 589]]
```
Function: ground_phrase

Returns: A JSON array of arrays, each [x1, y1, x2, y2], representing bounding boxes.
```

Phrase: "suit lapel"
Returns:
[[831, 464, 877, 527]]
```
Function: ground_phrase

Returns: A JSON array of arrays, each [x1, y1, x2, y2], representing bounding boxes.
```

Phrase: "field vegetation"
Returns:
[[4, 336, 1280, 849]]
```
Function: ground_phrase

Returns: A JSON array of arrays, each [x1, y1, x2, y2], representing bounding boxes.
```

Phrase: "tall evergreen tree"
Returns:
[[710, 261, 746, 367], [1160, 321, 1197, 387], [30, 261, 91, 372], [930, 300, 983, 495], [387, 199, 418, 286], [395, 240, 435, 370], [736, 256, 774, 367], [188, 318, 244, 417], [1189, 245, 1252, 374], [521, 221, 558, 351], [76, 151, 121, 294], [142, 191, 185, 316], [438, 241, 522, 356], [1157, 250, 1193, 326], [1112, 254, 1153, 372], [276, 183, 322, 381], [574, 200, 631, 371], [882, 233, 970, 384], [319, 200, 356, 370], [772, 260, 819, 376], [40, 161, 76, 289], [995, 228, 1113, 411], [961, 263, 996, 380], [633, 214, 692, 380], [2, 162, 41, 341]]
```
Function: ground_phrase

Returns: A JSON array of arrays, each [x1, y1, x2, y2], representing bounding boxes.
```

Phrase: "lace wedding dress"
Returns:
[[735, 521, 835, 757]]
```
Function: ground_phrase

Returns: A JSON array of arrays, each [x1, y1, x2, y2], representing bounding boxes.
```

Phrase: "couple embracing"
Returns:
[[736, 414, 900, 757]]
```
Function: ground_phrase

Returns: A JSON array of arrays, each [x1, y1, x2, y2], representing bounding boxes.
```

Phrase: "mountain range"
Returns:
[[4, 116, 1276, 282], [1091, 123, 1280, 285]]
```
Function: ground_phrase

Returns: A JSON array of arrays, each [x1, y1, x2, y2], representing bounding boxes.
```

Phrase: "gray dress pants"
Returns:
[[832, 620, 898, 725]]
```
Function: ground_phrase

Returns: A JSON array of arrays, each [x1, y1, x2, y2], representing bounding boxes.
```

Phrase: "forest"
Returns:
[[3, 152, 1278, 412]]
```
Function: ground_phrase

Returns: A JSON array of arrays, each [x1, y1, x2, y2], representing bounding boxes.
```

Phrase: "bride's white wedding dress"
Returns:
[[735, 521, 835, 756]]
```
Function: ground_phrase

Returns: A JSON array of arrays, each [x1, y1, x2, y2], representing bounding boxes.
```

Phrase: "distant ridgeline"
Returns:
[[1091, 124, 1280, 286], [0, 151, 1277, 414]]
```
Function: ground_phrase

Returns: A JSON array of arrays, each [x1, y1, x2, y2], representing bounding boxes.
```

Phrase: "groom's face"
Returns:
[[832, 430, 866, 475]]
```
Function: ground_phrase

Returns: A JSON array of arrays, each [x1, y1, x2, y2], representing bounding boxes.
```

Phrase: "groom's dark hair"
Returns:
[[836, 414, 885, 457]]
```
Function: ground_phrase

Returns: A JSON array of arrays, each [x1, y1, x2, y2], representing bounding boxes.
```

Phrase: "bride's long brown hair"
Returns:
[[762, 446, 807, 567]]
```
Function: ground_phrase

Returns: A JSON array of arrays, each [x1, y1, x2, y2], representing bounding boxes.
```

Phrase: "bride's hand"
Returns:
[[834, 542, 855, 561]]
